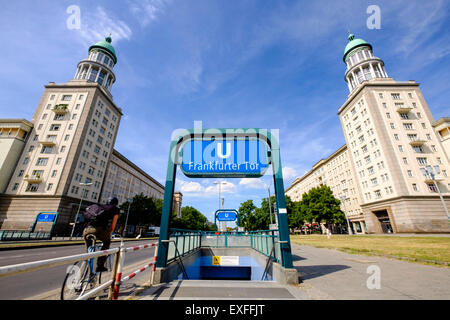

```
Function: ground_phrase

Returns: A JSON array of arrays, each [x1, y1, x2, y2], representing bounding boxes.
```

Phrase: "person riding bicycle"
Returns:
[[82, 197, 120, 272]]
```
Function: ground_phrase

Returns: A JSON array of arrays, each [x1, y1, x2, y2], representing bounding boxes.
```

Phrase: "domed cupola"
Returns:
[[343, 34, 388, 93], [73, 35, 118, 93]]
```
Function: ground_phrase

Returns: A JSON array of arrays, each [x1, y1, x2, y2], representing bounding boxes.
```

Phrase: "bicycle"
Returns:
[[61, 234, 112, 300]]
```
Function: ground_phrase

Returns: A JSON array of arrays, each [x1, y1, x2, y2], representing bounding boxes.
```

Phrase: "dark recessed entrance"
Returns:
[[373, 210, 393, 233]]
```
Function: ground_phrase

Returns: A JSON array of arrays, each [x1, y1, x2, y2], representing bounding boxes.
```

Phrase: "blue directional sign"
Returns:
[[36, 213, 57, 222], [180, 138, 270, 178], [217, 211, 237, 222]]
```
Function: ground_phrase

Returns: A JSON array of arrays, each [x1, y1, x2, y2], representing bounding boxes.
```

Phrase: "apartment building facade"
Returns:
[[0, 37, 123, 234], [285, 145, 366, 233], [286, 34, 450, 234], [0, 119, 34, 193], [100, 149, 165, 205]]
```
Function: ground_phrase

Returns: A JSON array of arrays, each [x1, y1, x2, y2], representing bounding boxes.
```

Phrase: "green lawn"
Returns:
[[290, 234, 450, 267]]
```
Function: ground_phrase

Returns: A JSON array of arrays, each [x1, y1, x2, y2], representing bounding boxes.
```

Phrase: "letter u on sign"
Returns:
[[217, 142, 231, 159]]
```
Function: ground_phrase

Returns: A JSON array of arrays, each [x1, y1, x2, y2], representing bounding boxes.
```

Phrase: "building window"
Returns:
[[407, 170, 413, 177], [417, 157, 427, 166], [374, 190, 382, 198], [56, 158, 62, 165], [412, 184, 418, 191], [391, 93, 401, 100], [379, 93, 384, 99], [68, 124, 73, 130], [427, 183, 438, 193], [51, 170, 57, 177], [53, 114, 64, 121], [394, 134, 399, 140], [36, 158, 48, 166], [386, 113, 391, 119], [26, 184, 39, 192], [12, 183, 19, 191], [398, 145, 404, 152], [64, 134, 70, 141], [72, 114, 77, 120], [50, 124, 61, 131], [400, 113, 409, 120], [62, 95, 72, 101], [71, 185, 79, 194], [41, 146, 53, 154], [60, 146, 66, 152], [23, 157, 30, 165], [403, 123, 413, 130], [403, 157, 408, 165], [47, 183, 53, 191], [390, 123, 395, 129]]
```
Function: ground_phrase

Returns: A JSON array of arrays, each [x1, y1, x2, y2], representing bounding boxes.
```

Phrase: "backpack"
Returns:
[[83, 204, 106, 221]]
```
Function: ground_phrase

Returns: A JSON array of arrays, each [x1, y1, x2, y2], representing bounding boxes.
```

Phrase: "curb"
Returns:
[[0, 237, 158, 251]]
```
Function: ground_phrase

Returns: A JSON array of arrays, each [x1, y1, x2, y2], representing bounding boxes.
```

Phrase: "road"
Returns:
[[0, 239, 158, 300]]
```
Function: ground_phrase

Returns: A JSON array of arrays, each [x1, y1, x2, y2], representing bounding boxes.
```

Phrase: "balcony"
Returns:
[[52, 104, 69, 114], [423, 174, 444, 184], [39, 139, 56, 146], [408, 137, 427, 146], [24, 174, 42, 183], [395, 105, 413, 113]]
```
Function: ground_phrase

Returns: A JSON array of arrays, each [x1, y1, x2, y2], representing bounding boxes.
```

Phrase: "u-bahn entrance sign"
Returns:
[[156, 124, 294, 270], [214, 209, 239, 231]]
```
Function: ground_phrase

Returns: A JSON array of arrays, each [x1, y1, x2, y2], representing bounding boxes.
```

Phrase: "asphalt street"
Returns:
[[0, 239, 157, 300]]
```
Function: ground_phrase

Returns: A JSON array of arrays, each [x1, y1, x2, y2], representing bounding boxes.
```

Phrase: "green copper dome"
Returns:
[[89, 36, 117, 64], [343, 34, 372, 62]]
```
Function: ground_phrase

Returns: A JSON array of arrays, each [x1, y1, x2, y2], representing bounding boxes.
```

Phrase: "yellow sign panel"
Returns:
[[212, 256, 221, 265]]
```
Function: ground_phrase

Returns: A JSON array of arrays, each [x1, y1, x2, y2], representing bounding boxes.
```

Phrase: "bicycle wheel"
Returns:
[[61, 260, 89, 300]]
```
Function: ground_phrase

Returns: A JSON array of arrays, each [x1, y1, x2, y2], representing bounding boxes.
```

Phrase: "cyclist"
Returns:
[[82, 197, 120, 272]]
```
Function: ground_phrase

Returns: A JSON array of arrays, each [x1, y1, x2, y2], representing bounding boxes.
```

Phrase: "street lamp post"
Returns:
[[70, 182, 92, 240], [423, 165, 450, 220], [339, 195, 353, 235], [214, 181, 227, 231], [123, 197, 133, 239]]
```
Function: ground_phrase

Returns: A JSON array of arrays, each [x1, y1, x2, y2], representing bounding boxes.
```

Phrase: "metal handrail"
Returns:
[[261, 240, 287, 280], [161, 240, 189, 280], [0, 240, 158, 301], [0, 247, 119, 279]]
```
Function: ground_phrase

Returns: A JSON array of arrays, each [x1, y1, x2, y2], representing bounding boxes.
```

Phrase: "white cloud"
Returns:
[[129, 0, 171, 28], [239, 178, 267, 190], [180, 181, 203, 193], [76, 6, 132, 46], [282, 167, 298, 180]]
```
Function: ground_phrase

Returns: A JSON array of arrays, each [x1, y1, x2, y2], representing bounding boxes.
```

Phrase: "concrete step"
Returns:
[[137, 280, 303, 300]]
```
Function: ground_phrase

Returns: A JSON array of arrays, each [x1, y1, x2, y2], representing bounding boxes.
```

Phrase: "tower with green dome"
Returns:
[[343, 33, 388, 93], [74, 35, 118, 92]]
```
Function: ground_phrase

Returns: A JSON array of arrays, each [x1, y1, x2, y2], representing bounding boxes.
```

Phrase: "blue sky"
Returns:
[[1, 0, 449, 225]]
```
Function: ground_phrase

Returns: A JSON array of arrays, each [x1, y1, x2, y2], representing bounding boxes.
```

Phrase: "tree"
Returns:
[[238, 200, 257, 231], [118, 193, 161, 228], [297, 185, 345, 230], [172, 206, 210, 231]]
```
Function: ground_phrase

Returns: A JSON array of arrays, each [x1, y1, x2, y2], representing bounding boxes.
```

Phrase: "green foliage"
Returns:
[[237, 196, 295, 231], [291, 185, 345, 228], [118, 193, 161, 227], [171, 206, 211, 231]]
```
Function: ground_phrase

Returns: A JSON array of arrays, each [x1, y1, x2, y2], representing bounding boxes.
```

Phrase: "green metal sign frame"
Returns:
[[214, 209, 239, 231], [156, 128, 294, 269]]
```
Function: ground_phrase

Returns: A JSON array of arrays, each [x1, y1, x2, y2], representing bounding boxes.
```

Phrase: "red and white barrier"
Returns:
[[112, 241, 158, 300], [119, 262, 154, 283]]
